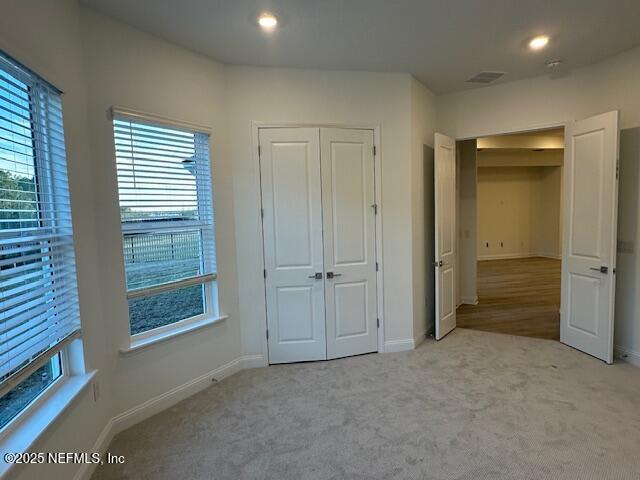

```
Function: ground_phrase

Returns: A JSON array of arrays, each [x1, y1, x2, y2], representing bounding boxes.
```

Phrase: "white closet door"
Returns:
[[260, 128, 327, 363], [321, 128, 378, 359], [434, 133, 457, 340], [561, 111, 619, 363]]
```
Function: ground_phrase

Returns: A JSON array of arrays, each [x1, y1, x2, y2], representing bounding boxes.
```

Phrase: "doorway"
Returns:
[[259, 126, 380, 364], [457, 128, 564, 341], [434, 111, 619, 363]]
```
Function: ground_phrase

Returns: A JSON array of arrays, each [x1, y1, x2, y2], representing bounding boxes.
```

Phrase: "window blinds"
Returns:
[[113, 113, 216, 295], [0, 52, 80, 387]]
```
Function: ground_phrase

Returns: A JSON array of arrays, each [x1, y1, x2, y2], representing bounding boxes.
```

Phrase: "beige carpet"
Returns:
[[92, 329, 640, 480]]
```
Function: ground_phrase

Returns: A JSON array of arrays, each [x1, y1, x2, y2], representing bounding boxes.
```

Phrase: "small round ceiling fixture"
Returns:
[[529, 35, 550, 50], [258, 12, 278, 30]]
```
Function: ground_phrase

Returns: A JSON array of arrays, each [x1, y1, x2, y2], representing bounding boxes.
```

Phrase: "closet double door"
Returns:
[[259, 127, 378, 364]]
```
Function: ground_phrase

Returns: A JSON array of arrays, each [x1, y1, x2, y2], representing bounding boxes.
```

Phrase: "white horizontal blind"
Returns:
[[113, 115, 216, 294], [0, 52, 80, 383]]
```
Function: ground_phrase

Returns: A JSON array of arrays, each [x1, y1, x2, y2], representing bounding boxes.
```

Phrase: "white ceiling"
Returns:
[[80, 0, 640, 94]]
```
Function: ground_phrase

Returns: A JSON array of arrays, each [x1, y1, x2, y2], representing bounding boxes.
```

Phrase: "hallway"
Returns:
[[457, 257, 561, 340]]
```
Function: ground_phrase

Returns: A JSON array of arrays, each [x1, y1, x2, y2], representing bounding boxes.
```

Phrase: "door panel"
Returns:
[[276, 286, 316, 342], [434, 133, 456, 340], [570, 131, 604, 258], [271, 143, 315, 268], [334, 281, 368, 338], [321, 128, 378, 359], [331, 143, 367, 265], [260, 128, 326, 363], [561, 111, 619, 363]]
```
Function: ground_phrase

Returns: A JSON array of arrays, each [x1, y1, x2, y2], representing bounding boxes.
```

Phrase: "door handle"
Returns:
[[326, 272, 342, 279], [308, 272, 323, 279], [589, 266, 609, 274], [433, 260, 444, 267]]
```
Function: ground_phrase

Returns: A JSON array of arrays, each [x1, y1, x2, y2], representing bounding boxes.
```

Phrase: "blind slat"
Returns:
[[1, 51, 81, 385], [113, 115, 217, 306]]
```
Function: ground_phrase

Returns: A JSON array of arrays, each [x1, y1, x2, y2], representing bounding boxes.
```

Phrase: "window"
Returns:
[[0, 353, 61, 429], [0, 51, 80, 429], [112, 111, 217, 337]]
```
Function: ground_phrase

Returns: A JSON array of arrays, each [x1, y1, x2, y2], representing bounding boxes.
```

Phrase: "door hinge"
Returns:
[[371, 203, 378, 215], [263, 269, 267, 279], [373, 145, 376, 156], [266, 329, 269, 340], [261, 208, 264, 219], [258, 144, 261, 157], [376, 318, 380, 328], [376, 261, 379, 271]]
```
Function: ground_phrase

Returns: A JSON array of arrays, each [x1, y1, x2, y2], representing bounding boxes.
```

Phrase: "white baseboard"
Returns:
[[478, 252, 561, 261], [73, 354, 265, 480], [112, 355, 263, 434], [413, 333, 427, 348], [478, 253, 535, 261], [460, 296, 478, 305], [537, 253, 562, 260], [240, 354, 268, 369], [615, 345, 640, 367], [383, 338, 415, 353], [73, 418, 115, 480]]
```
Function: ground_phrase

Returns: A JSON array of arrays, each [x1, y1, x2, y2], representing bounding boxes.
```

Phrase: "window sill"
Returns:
[[0, 370, 97, 478], [120, 315, 229, 355]]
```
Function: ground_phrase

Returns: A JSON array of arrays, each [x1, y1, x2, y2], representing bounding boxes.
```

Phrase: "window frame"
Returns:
[[0, 350, 66, 438], [109, 106, 220, 342], [0, 50, 87, 439]]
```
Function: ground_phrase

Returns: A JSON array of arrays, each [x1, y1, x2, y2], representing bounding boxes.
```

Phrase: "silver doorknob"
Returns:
[[589, 266, 608, 274], [308, 272, 323, 279]]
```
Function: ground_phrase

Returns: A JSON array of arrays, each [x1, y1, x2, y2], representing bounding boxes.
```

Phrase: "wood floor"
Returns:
[[457, 257, 561, 340]]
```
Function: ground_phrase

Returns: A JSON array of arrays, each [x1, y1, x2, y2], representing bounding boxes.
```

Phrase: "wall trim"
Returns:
[[413, 333, 427, 349], [615, 345, 640, 367], [383, 338, 415, 353], [111, 355, 263, 434], [460, 296, 478, 305], [240, 354, 267, 369], [477, 252, 561, 261], [73, 419, 114, 480], [478, 253, 536, 261], [73, 354, 265, 480], [537, 253, 562, 260]]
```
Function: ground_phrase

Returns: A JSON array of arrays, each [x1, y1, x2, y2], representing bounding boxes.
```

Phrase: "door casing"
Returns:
[[452, 117, 620, 363], [254, 123, 384, 364]]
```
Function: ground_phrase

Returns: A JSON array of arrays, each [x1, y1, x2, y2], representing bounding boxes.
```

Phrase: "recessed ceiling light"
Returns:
[[258, 12, 278, 29], [529, 35, 549, 50]]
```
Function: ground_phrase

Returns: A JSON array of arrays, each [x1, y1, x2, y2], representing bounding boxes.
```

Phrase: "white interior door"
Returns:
[[260, 128, 327, 363], [434, 133, 457, 340], [321, 128, 378, 359], [561, 111, 619, 363]]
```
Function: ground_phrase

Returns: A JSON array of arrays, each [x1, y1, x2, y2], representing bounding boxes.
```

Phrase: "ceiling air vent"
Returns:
[[466, 71, 505, 84]]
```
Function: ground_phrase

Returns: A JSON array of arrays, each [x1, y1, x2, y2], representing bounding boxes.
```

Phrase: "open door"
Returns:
[[561, 111, 619, 363], [434, 133, 457, 340]]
